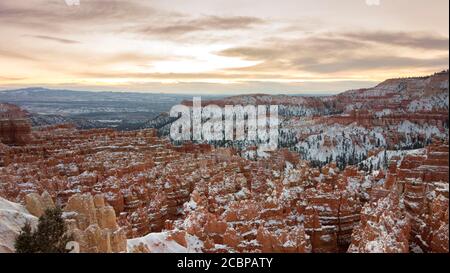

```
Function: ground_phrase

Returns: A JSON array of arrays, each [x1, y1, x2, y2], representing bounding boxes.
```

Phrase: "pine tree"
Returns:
[[15, 207, 73, 253], [35, 207, 72, 253], [14, 221, 37, 253]]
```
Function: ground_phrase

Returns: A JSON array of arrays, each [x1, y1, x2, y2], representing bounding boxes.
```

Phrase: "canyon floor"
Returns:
[[0, 71, 448, 253]]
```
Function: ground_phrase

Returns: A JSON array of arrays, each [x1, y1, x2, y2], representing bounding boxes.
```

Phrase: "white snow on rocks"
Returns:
[[127, 231, 203, 253], [0, 197, 38, 253]]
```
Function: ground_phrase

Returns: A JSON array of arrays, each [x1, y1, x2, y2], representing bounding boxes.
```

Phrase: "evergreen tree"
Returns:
[[35, 207, 72, 253], [383, 150, 388, 169], [15, 207, 73, 253], [14, 221, 37, 253]]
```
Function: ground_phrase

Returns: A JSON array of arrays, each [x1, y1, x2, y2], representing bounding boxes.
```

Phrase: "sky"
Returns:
[[0, 0, 448, 94]]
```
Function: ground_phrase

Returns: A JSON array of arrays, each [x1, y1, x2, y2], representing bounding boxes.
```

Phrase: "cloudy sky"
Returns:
[[0, 0, 448, 94]]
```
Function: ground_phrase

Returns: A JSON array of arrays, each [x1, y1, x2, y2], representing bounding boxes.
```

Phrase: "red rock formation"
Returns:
[[348, 192, 411, 253], [63, 193, 127, 253], [0, 103, 32, 146]]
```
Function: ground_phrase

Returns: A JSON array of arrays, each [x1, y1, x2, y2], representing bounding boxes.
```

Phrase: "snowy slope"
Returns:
[[0, 197, 38, 253], [127, 231, 203, 253]]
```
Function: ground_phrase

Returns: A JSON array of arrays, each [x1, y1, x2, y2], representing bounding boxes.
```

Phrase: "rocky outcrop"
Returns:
[[63, 193, 127, 253], [0, 103, 32, 146], [348, 193, 411, 253], [256, 225, 311, 253], [24, 191, 55, 218], [18, 192, 127, 253]]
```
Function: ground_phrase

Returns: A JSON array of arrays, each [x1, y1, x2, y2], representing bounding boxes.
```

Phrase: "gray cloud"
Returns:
[[220, 37, 364, 60], [0, 0, 156, 21], [342, 31, 449, 50], [0, 0, 161, 31], [0, 1, 264, 42], [26, 35, 80, 44], [219, 32, 449, 74], [199, 15, 264, 29], [299, 55, 449, 73], [134, 15, 264, 38]]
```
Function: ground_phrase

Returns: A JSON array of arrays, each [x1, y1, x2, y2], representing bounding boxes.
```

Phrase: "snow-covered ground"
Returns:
[[127, 231, 203, 253], [0, 197, 38, 253], [359, 148, 426, 171]]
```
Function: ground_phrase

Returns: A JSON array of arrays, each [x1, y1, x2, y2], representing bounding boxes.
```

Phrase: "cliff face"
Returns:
[[180, 71, 448, 166], [349, 141, 449, 253], [0, 103, 32, 146]]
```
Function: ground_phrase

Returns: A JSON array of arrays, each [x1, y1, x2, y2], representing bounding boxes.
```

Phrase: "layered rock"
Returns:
[[63, 193, 127, 253], [348, 141, 449, 253], [0, 103, 32, 146], [24, 191, 55, 217]]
